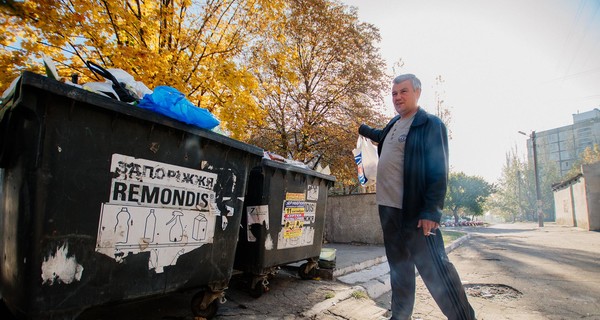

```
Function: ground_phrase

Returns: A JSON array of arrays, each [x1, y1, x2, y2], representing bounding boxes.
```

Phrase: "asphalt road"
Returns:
[[376, 223, 600, 320]]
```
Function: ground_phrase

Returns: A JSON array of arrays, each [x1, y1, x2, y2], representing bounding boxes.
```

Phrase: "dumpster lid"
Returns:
[[9, 72, 263, 157], [261, 158, 336, 182]]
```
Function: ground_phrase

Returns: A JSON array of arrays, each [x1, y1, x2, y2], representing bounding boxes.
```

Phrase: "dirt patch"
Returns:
[[464, 283, 522, 300]]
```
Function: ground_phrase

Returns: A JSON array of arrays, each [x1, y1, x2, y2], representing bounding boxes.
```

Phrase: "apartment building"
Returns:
[[526, 108, 600, 177]]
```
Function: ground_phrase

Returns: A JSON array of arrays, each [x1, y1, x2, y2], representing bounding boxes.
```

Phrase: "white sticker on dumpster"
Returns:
[[307, 185, 319, 201], [41, 243, 84, 285], [95, 154, 218, 273], [246, 205, 269, 242]]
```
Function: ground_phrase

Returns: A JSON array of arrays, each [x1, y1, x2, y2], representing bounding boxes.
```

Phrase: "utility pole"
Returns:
[[519, 130, 544, 227], [531, 131, 544, 227], [516, 168, 522, 222]]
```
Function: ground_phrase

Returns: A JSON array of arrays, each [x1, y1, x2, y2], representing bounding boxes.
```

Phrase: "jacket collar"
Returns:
[[411, 107, 428, 127], [392, 107, 427, 127]]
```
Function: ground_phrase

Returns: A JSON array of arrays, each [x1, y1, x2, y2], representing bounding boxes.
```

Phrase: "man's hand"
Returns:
[[417, 219, 439, 236]]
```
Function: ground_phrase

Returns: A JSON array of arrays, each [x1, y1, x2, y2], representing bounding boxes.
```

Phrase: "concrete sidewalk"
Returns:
[[323, 242, 387, 278]]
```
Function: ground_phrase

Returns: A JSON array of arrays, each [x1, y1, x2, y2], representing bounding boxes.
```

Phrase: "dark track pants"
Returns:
[[379, 205, 476, 320]]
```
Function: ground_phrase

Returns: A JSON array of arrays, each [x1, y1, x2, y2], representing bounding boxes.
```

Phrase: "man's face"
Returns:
[[392, 80, 421, 116]]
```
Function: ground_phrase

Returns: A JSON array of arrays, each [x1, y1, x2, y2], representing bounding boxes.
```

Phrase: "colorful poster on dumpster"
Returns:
[[95, 154, 220, 273], [283, 199, 305, 239], [277, 192, 317, 249]]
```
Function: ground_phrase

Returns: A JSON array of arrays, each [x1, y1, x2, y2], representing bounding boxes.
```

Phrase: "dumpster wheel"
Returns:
[[298, 261, 319, 280], [190, 289, 221, 319], [249, 277, 270, 298]]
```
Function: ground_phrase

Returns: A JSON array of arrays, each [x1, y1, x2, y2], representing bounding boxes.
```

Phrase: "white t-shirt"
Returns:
[[376, 115, 415, 208]]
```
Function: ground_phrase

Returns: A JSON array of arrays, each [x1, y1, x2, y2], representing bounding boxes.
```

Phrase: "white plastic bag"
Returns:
[[106, 68, 153, 99], [82, 82, 121, 100], [352, 135, 378, 186]]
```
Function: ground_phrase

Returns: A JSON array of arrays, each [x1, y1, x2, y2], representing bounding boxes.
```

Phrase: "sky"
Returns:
[[342, 0, 600, 183]]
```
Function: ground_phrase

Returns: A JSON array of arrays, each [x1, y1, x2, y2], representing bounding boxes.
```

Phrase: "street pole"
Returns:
[[531, 131, 544, 227], [519, 130, 544, 227], [517, 168, 522, 222]]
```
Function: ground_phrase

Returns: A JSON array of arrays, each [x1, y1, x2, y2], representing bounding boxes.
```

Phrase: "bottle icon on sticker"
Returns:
[[144, 209, 157, 243], [114, 207, 131, 244]]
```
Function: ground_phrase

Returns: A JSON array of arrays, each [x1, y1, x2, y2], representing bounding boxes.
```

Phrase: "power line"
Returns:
[[556, 0, 586, 72], [542, 67, 600, 84], [561, 0, 600, 85]]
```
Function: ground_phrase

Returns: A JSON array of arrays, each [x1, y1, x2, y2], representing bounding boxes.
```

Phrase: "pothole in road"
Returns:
[[464, 284, 522, 300]]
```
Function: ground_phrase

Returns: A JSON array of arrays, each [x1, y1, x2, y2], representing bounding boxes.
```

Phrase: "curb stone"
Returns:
[[332, 256, 388, 278], [444, 233, 471, 253], [302, 286, 381, 318]]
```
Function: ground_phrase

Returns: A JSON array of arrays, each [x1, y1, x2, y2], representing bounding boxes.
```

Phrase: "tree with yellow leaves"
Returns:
[[580, 144, 600, 164], [246, 0, 389, 186], [0, 0, 284, 139], [564, 143, 600, 179]]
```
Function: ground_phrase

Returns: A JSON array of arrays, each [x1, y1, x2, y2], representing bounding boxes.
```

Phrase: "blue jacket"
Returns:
[[359, 107, 448, 227]]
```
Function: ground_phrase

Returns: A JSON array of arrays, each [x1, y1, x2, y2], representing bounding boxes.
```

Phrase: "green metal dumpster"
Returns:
[[234, 158, 335, 297], [0, 72, 263, 319]]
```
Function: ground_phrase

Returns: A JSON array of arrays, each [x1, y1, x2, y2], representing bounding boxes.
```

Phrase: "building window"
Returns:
[[577, 127, 592, 137]]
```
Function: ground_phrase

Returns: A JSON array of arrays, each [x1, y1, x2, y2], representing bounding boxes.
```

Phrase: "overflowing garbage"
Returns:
[[1, 57, 331, 171], [83, 60, 151, 103], [2, 56, 220, 131], [137, 86, 220, 130], [263, 151, 331, 174]]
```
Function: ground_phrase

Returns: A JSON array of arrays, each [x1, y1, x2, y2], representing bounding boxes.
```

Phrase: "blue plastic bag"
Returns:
[[138, 86, 220, 130]]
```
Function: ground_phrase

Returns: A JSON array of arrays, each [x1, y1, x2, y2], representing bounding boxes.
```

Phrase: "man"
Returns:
[[359, 74, 475, 320]]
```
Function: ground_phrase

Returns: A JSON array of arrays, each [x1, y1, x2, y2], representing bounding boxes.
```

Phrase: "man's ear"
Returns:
[[416, 88, 422, 99]]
